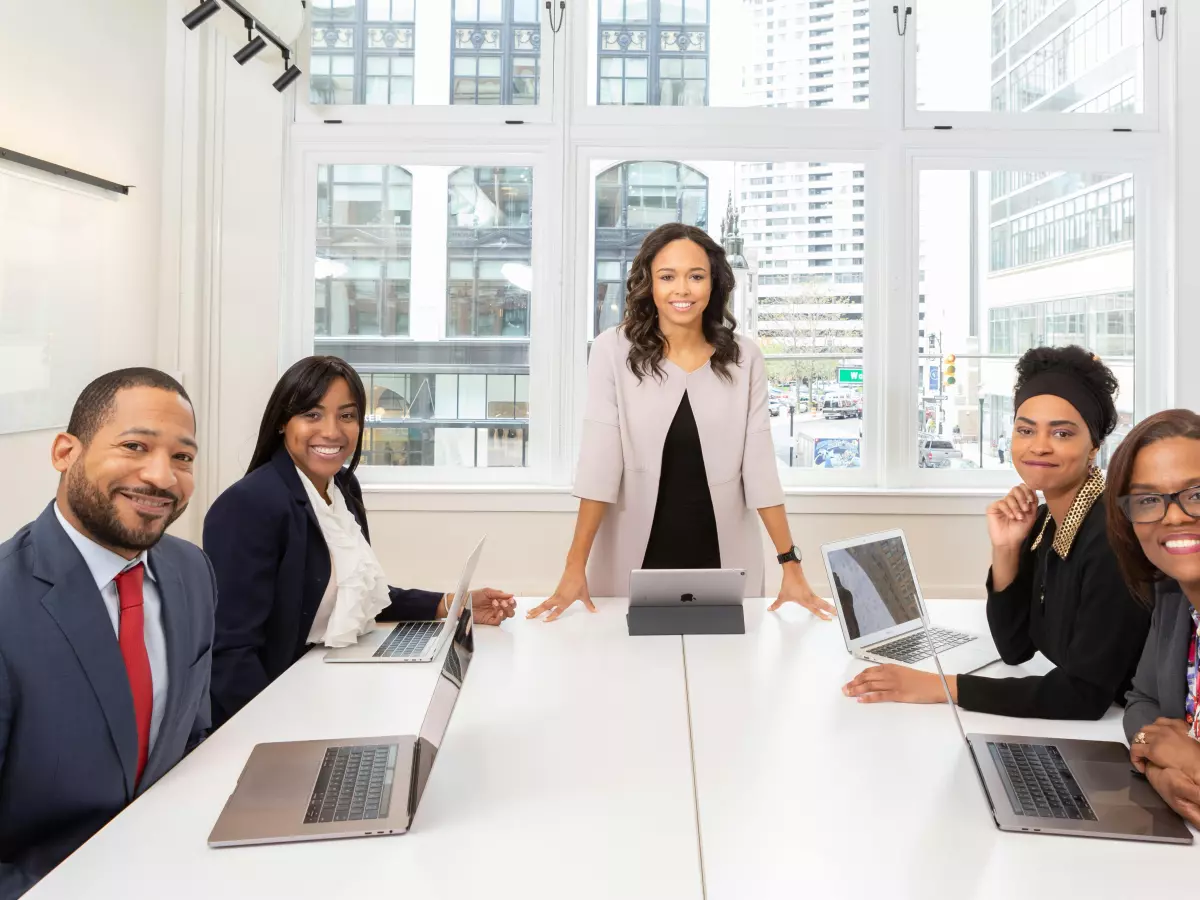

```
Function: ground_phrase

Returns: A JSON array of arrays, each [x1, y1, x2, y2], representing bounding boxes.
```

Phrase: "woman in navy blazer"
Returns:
[[204, 357, 514, 728]]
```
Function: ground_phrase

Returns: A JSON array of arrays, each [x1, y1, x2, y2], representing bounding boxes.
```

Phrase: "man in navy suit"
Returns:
[[0, 368, 216, 898]]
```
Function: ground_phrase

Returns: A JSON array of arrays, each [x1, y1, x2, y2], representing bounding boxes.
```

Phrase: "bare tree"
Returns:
[[757, 290, 860, 397]]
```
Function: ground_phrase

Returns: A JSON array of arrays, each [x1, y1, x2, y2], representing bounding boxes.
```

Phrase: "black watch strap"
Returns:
[[777, 545, 802, 565]]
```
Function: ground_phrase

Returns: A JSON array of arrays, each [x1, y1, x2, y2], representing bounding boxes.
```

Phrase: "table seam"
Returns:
[[681, 635, 708, 900]]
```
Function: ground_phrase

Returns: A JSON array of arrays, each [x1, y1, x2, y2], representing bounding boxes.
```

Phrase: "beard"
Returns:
[[66, 463, 186, 554]]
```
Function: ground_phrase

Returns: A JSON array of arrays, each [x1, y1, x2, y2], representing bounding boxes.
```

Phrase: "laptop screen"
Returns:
[[825, 535, 921, 641], [410, 602, 475, 815]]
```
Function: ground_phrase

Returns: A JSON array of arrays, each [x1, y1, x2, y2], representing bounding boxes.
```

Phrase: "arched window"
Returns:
[[593, 160, 708, 334], [447, 166, 534, 337]]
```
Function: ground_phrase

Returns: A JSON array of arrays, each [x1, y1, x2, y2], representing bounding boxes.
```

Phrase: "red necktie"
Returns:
[[114, 563, 152, 787]]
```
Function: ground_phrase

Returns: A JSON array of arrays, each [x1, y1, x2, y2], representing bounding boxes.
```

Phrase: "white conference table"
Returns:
[[685, 599, 1200, 900], [28, 597, 1200, 900], [27, 598, 703, 900]]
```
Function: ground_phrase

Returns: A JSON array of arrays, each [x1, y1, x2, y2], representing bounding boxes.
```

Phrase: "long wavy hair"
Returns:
[[246, 356, 367, 476], [619, 222, 740, 382]]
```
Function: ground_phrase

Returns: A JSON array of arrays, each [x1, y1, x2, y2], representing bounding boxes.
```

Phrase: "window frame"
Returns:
[[897, 148, 1167, 490], [295, 0, 558, 126], [285, 139, 564, 485], [281, 0, 1175, 495], [904, 0, 1165, 132]]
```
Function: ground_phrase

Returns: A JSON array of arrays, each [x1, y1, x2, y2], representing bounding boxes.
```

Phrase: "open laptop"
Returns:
[[324, 537, 484, 663], [821, 530, 999, 675], [918, 603, 1192, 843], [208, 598, 475, 847], [628, 568, 746, 607]]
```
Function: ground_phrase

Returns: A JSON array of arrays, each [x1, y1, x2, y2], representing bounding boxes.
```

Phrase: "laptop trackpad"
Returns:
[[1074, 761, 1176, 828]]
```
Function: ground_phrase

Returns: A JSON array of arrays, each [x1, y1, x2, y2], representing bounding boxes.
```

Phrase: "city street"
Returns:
[[770, 408, 860, 466]]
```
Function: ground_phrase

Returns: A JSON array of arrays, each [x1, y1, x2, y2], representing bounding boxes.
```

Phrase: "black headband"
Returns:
[[1014, 371, 1106, 446]]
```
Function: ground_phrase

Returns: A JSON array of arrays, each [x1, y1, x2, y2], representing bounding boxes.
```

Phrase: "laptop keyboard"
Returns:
[[373, 621, 441, 659], [869, 626, 974, 664], [304, 744, 398, 824], [988, 742, 1097, 821]]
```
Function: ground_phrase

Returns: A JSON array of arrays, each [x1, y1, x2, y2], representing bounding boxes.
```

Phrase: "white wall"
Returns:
[[0, 0, 168, 538], [362, 505, 994, 601]]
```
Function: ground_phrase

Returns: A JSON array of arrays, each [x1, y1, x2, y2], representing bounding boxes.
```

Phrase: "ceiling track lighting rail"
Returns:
[[182, 0, 303, 91]]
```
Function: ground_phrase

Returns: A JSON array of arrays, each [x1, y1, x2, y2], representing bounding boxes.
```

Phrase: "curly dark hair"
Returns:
[[1013, 345, 1120, 446], [1104, 410, 1200, 605], [619, 222, 741, 382]]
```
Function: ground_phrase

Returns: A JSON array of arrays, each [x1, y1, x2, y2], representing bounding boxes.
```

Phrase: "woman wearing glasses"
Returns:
[[844, 346, 1150, 719], [1106, 410, 1200, 826]]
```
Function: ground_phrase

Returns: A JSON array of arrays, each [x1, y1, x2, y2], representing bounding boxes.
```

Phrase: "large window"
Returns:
[[590, 158, 869, 473], [294, 0, 1169, 490], [313, 164, 534, 471], [309, 0, 542, 107], [453, 0, 541, 105], [310, 0, 415, 105], [589, 0, 870, 109], [917, 168, 1136, 473], [915, 0, 1146, 117]]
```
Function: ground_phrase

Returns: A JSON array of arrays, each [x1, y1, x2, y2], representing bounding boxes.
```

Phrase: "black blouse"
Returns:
[[641, 392, 721, 570], [957, 480, 1151, 720]]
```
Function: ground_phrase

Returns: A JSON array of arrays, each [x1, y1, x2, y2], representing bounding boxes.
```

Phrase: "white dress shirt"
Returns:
[[54, 503, 169, 754]]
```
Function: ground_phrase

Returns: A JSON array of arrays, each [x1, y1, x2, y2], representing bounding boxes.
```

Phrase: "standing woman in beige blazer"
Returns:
[[528, 222, 834, 622]]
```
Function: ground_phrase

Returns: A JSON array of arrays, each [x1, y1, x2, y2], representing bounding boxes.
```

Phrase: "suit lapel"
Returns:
[[32, 506, 139, 799], [139, 546, 191, 790], [272, 446, 321, 532]]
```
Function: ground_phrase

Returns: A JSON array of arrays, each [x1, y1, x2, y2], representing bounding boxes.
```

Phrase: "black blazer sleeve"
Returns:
[[982, 529, 1039, 667], [958, 531, 1148, 720], [338, 472, 442, 622], [0, 649, 35, 900], [203, 485, 288, 726]]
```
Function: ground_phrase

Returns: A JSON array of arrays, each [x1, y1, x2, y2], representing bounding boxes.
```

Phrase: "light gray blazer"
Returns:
[[1123, 580, 1194, 742], [573, 327, 785, 598]]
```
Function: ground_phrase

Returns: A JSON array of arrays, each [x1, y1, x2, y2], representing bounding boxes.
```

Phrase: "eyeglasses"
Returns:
[[1117, 485, 1200, 524]]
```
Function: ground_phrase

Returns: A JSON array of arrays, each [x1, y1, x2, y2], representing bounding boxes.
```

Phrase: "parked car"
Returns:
[[769, 397, 782, 417], [918, 437, 963, 468], [822, 396, 858, 419]]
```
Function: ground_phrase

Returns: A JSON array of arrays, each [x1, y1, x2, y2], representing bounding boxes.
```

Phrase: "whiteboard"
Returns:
[[0, 162, 122, 435]]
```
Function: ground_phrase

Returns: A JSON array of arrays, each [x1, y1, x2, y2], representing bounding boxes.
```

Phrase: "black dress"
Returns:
[[641, 392, 722, 569]]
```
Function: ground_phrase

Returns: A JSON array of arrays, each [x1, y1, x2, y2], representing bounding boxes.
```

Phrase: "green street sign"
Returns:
[[837, 367, 864, 384]]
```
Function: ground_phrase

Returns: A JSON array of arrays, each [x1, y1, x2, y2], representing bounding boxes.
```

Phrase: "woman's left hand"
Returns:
[[768, 565, 836, 620], [469, 588, 516, 626], [1131, 718, 1200, 775], [843, 665, 951, 704]]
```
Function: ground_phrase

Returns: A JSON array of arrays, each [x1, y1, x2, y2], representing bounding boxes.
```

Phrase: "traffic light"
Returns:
[[943, 354, 957, 387]]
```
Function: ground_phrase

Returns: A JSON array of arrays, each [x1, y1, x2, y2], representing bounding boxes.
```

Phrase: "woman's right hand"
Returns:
[[986, 483, 1040, 551], [526, 565, 596, 622]]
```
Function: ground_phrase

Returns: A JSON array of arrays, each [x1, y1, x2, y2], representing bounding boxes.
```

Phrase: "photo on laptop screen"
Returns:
[[825, 536, 921, 640]]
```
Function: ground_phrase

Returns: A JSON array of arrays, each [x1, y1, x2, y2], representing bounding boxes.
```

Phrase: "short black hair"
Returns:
[[246, 356, 367, 475], [67, 368, 193, 445], [1013, 345, 1119, 444]]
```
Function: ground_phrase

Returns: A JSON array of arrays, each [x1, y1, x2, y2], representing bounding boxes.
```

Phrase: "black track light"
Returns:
[[273, 64, 303, 92], [182, 0, 221, 30], [234, 34, 267, 64]]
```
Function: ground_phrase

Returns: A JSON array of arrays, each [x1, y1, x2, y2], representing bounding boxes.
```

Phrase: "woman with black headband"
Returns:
[[844, 346, 1150, 719]]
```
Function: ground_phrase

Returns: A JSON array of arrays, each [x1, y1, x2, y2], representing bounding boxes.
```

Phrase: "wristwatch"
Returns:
[[776, 545, 802, 565]]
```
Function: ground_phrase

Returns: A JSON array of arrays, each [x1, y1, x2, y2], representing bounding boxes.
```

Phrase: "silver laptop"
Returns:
[[821, 530, 999, 675], [919, 603, 1192, 843], [324, 537, 484, 663], [208, 599, 475, 847], [629, 568, 746, 607]]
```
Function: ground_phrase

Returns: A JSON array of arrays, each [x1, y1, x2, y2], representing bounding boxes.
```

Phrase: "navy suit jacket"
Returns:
[[203, 447, 441, 728], [0, 504, 215, 899]]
